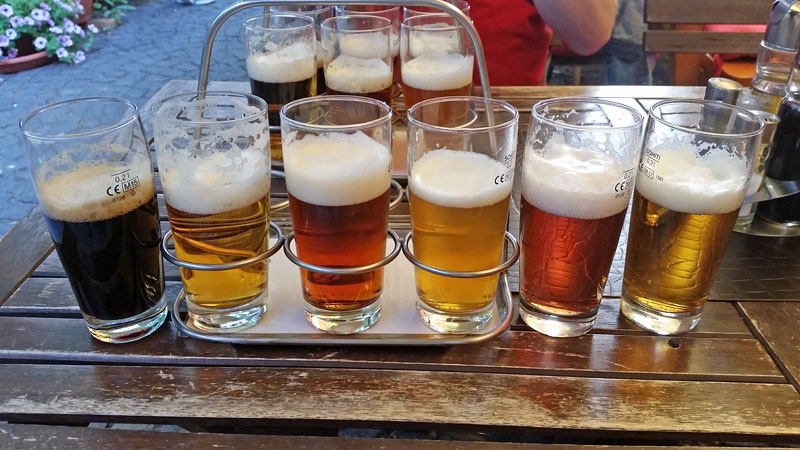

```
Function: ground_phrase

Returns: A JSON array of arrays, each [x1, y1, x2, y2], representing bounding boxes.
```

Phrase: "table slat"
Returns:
[[0, 205, 53, 304], [738, 301, 800, 392]]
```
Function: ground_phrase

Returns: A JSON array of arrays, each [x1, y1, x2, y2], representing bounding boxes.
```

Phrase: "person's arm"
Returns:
[[533, 0, 618, 55]]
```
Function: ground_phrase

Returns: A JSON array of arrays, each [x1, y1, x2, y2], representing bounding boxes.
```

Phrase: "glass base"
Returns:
[[519, 301, 597, 337], [186, 294, 268, 333], [416, 299, 493, 334], [306, 299, 381, 334], [620, 293, 703, 335], [86, 300, 168, 344]]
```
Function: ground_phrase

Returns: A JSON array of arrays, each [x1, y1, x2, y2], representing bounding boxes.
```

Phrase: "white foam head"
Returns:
[[283, 131, 391, 206], [324, 54, 392, 93], [401, 53, 473, 91], [635, 144, 748, 215], [522, 140, 631, 220], [247, 42, 317, 83], [37, 153, 156, 223], [159, 149, 271, 215], [409, 150, 512, 208], [339, 31, 391, 59]]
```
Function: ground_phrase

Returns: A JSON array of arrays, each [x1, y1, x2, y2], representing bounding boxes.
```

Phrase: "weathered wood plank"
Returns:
[[1, 278, 751, 337], [0, 205, 53, 305], [0, 364, 799, 439], [0, 424, 778, 450], [738, 302, 800, 392], [644, 30, 762, 54], [645, 0, 772, 24], [0, 316, 780, 381]]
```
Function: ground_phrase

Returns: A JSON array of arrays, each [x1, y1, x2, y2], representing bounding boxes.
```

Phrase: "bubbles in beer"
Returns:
[[37, 153, 155, 223], [325, 54, 392, 93], [160, 149, 271, 216], [522, 139, 630, 220], [410, 149, 511, 208], [402, 53, 473, 91], [283, 131, 391, 206], [635, 145, 748, 215], [246, 42, 317, 83]]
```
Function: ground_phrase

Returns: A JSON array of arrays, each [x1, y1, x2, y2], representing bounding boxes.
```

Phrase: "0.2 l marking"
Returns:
[[107, 169, 140, 197]]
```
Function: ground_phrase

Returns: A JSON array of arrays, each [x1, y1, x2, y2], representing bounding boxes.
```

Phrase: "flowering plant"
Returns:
[[0, 0, 98, 64]]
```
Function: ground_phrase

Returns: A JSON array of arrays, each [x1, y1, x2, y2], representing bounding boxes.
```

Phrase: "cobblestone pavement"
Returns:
[[0, 0, 252, 236]]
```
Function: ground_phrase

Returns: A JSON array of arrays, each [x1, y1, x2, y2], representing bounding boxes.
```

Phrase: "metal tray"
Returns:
[[170, 238, 514, 346]]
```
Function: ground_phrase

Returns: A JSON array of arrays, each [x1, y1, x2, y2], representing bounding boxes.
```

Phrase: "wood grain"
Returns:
[[738, 302, 800, 392], [0, 364, 799, 439], [0, 316, 780, 381], [644, 30, 762, 54], [0, 205, 53, 305], [645, 0, 772, 24], [0, 424, 777, 450]]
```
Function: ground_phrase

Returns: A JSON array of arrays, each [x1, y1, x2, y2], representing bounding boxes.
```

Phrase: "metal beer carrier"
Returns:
[[160, 0, 519, 345]]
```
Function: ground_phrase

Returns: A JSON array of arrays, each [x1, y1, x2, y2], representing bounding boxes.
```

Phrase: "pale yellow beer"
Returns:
[[622, 148, 747, 314], [408, 149, 511, 312]]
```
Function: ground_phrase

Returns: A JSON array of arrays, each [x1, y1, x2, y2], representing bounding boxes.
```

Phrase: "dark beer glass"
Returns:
[[20, 97, 166, 343], [270, 5, 332, 96], [519, 98, 644, 337], [243, 14, 317, 163], [281, 96, 393, 334]]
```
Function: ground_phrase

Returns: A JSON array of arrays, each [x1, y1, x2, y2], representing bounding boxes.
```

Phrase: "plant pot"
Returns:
[[0, 50, 55, 73], [75, 0, 93, 25]]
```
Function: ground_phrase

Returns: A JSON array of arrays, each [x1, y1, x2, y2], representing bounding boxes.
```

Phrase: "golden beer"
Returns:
[[409, 149, 511, 313]]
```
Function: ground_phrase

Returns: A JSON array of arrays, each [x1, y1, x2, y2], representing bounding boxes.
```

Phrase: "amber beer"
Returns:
[[519, 145, 631, 319], [622, 149, 747, 317], [324, 55, 393, 104], [162, 148, 271, 312], [284, 132, 391, 310], [409, 150, 511, 313]]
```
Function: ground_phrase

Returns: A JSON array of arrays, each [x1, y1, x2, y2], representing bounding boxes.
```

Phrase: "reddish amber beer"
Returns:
[[519, 98, 644, 337], [281, 96, 393, 334]]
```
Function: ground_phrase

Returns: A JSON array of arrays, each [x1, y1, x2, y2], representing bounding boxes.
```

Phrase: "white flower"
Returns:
[[0, 35, 8, 47], [49, 26, 63, 34], [23, 17, 34, 25], [33, 36, 47, 50], [63, 19, 75, 33], [9, 15, 22, 27], [74, 50, 85, 63], [5, 29, 17, 40], [0, 5, 13, 17], [31, 8, 44, 20], [87, 24, 98, 33], [56, 47, 68, 58]]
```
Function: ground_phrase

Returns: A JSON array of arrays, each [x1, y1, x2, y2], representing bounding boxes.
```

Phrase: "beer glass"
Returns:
[[20, 97, 166, 343], [243, 13, 316, 163], [281, 96, 394, 334], [153, 91, 271, 332], [621, 100, 764, 335], [519, 99, 644, 337], [403, 0, 470, 19], [270, 5, 332, 96], [320, 15, 394, 104], [334, 5, 401, 92], [406, 96, 519, 333], [400, 14, 474, 112]]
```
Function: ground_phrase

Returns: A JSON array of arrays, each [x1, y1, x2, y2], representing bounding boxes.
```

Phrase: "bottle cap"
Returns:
[[704, 77, 743, 104], [750, 110, 780, 145], [766, 0, 800, 51]]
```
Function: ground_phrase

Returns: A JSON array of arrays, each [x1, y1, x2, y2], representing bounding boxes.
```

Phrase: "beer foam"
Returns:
[[409, 150, 512, 209], [160, 149, 271, 215], [283, 131, 391, 206], [37, 156, 156, 223], [324, 54, 392, 93], [521, 141, 631, 220], [401, 53, 473, 91], [635, 145, 748, 215], [339, 32, 391, 59], [408, 25, 460, 58], [246, 42, 316, 83]]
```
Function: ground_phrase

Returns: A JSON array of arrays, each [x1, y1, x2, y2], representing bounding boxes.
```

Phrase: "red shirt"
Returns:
[[471, 0, 552, 86]]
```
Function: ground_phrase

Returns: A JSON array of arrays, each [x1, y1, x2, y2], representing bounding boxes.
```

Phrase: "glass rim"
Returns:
[[335, 4, 400, 16], [402, 13, 464, 31], [242, 13, 315, 32], [531, 97, 644, 132], [280, 95, 393, 133], [320, 15, 392, 33], [406, 96, 519, 134], [649, 99, 765, 139], [152, 91, 268, 127], [20, 96, 139, 141], [404, 0, 470, 15], [269, 4, 332, 14]]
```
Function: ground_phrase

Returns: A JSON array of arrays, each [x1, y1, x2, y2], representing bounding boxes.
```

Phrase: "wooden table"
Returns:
[[2, 84, 800, 449]]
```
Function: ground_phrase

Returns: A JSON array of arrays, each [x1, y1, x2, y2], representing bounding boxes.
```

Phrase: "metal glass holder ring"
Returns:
[[389, 179, 404, 210], [401, 231, 520, 278], [284, 228, 402, 275], [161, 221, 285, 271]]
